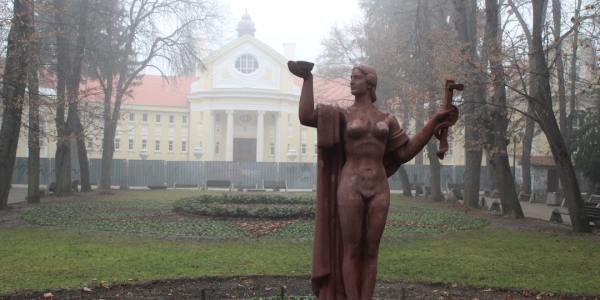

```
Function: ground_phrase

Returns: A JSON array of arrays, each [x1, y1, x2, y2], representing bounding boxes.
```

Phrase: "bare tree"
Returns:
[[568, 0, 583, 141], [52, 0, 71, 196], [0, 0, 34, 209], [27, 3, 41, 203], [453, 0, 486, 207], [316, 22, 367, 79], [530, 0, 590, 232], [88, 0, 219, 189], [507, 0, 537, 197], [484, 0, 524, 217], [552, 0, 568, 141]]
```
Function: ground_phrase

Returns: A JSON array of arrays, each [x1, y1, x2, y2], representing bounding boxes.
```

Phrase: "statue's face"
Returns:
[[350, 68, 369, 97]]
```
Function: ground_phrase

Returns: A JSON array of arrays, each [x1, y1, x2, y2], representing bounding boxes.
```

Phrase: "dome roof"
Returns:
[[237, 9, 255, 37]]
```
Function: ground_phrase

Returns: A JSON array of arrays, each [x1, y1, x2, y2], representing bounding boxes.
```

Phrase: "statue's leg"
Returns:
[[338, 189, 365, 300], [361, 190, 390, 299]]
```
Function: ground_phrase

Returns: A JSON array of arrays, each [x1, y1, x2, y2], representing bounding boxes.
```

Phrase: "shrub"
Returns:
[[173, 194, 315, 219]]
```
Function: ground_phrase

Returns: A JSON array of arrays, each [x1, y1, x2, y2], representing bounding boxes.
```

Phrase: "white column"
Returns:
[[207, 111, 215, 160], [274, 112, 281, 162], [226, 110, 234, 161], [256, 111, 265, 162]]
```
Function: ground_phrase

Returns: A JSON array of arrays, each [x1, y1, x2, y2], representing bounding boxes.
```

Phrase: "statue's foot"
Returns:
[[288, 61, 314, 79]]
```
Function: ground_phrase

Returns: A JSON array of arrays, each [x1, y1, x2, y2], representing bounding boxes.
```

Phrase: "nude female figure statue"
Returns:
[[288, 61, 459, 300]]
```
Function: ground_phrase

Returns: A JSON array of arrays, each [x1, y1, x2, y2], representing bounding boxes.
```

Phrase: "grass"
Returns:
[[1, 190, 600, 296]]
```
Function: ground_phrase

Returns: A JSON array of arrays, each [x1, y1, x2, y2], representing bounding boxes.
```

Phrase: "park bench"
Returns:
[[174, 184, 198, 189], [584, 203, 600, 226], [235, 183, 264, 192], [48, 181, 80, 194], [204, 180, 233, 191], [263, 180, 287, 192], [549, 203, 600, 226], [588, 194, 600, 206], [446, 183, 464, 201], [147, 185, 168, 190]]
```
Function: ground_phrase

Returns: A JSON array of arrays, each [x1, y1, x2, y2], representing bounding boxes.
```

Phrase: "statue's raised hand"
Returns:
[[288, 61, 314, 79]]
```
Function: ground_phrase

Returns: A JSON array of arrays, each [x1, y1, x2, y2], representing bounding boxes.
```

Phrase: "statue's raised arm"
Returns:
[[288, 61, 317, 128]]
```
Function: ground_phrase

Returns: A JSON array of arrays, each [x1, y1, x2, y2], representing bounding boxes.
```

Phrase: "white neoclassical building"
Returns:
[[187, 12, 311, 162]]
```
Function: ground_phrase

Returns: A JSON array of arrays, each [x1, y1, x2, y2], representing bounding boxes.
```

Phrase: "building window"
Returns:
[[314, 144, 318, 154], [287, 144, 291, 151], [129, 112, 135, 122], [270, 143, 275, 156], [301, 143, 307, 154], [142, 113, 148, 122], [215, 142, 220, 154], [155, 140, 160, 152], [235, 54, 259, 74], [115, 138, 120, 151], [87, 138, 94, 150], [128, 138, 134, 150], [182, 115, 187, 124], [141, 139, 147, 150], [169, 115, 174, 123], [181, 141, 187, 152], [168, 140, 174, 152], [155, 114, 161, 123]]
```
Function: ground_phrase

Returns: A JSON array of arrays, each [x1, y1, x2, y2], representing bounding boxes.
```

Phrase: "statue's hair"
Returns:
[[352, 65, 378, 102]]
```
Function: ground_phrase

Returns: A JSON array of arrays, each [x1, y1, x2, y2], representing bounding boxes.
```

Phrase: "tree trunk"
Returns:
[[531, 0, 589, 232], [521, 113, 534, 196], [100, 87, 115, 190], [568, 0, 583, 140], [398, 166, 412, 197], [0, 0, 34, 209], [27, 14, 41, 203], [53, 0, 71, 196], [485, 0, 524, 218], [551, 0, 568, 141], [66, 0, 91, 192], [400, 101, 412, 197], [427, 141, 444, 202], [453, 0, 483, 208], [414, 102, 424, 166]]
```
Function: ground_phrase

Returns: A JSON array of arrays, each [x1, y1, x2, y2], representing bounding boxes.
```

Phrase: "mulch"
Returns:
[[2, 276, 599, 299]]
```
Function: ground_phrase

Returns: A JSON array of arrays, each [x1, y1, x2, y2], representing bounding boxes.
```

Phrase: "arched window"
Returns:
[[235, 54, 259, 74]]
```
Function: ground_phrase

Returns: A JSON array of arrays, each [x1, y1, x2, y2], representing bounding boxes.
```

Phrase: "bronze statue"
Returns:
[[288, 61, 459, 300]]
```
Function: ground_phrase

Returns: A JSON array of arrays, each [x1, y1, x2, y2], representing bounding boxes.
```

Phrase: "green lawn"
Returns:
[[1, 190, 599, 296]]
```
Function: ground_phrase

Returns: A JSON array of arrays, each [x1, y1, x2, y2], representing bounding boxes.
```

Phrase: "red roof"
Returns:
[[295, 76, 353, 107], [529, 155, 556, 167], [72, 74, 351, 108], [126, 75, 196, 108]]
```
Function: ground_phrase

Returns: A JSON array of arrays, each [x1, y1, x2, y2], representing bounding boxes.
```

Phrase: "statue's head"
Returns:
[[351, 65, 377, 102]]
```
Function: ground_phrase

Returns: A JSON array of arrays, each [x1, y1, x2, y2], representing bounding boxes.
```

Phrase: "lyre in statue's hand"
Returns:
[[288, 61, 314, 79]]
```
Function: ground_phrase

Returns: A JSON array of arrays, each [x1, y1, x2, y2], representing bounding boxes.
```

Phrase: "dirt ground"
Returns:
[[2, 275, 599, 300]]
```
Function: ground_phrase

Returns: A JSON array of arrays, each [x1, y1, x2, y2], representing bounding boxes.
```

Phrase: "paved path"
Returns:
[[484, 197, 571, 225]]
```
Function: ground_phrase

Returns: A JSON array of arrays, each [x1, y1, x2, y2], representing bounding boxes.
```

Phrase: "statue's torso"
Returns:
[[339, 105, 390, 199]]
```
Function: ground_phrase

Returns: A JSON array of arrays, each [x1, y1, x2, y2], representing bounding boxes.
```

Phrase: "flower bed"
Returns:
[[173, 194, 315, 220]]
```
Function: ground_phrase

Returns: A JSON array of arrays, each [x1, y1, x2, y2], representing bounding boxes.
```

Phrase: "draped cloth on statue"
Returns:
[[310, 104, 409, 299]]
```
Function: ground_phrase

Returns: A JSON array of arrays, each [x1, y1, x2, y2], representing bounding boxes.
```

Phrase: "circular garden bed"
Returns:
[[173, 194, 315, 220]]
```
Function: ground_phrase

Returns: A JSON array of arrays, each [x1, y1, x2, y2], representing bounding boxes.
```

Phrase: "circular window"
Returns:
[[235, 54, 259, 74]]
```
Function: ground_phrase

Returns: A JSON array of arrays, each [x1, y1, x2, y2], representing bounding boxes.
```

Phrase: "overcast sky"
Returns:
[[221, 0, 363, 62]]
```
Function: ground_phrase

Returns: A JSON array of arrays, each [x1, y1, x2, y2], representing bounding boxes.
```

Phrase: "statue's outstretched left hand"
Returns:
[[434, 105, 459, 127]]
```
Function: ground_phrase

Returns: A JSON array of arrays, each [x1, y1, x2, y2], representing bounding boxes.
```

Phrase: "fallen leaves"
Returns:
[[233, 220, 296, 237]]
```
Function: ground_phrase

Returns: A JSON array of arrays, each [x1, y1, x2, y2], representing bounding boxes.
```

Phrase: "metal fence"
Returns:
[[11, 157, 490, 190]]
